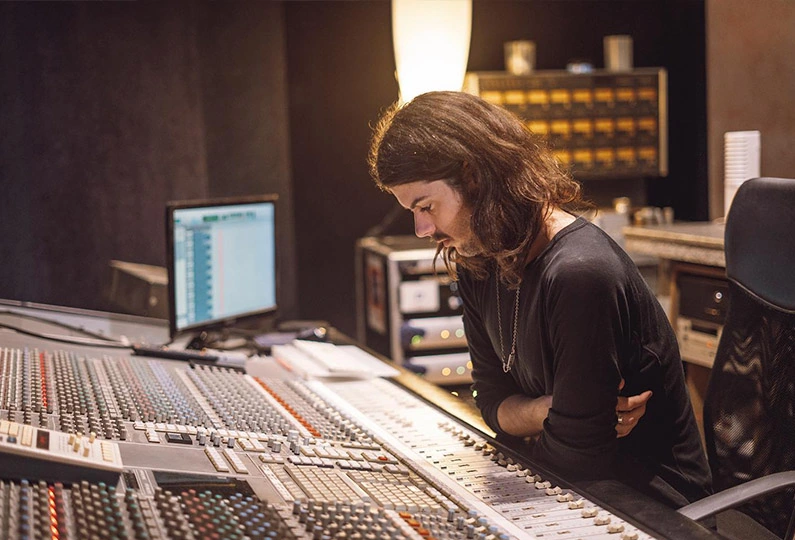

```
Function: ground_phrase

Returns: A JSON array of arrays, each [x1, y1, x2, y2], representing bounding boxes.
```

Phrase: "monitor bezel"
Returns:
[[165, 194, 279, 339]]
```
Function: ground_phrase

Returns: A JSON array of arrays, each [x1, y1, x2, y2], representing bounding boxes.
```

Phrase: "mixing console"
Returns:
[[0, 333, 713, 539]]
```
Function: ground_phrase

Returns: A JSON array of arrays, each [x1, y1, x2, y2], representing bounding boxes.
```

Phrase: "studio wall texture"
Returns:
[[0, 2, 297, 320]]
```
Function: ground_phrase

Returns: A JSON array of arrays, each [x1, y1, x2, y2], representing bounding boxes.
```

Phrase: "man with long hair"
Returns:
[[368, 91, 711, 507]]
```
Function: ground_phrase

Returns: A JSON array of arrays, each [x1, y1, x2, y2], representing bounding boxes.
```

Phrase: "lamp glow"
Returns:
[[392, 0, 472, 104]]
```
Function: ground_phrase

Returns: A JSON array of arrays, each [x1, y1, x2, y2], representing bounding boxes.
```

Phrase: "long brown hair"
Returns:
[[368, 91, 589, 288]]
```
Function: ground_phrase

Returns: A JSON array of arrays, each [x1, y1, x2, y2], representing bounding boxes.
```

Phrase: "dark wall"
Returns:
[[284, 2, 399, 334], [0, 2, 297, 320], [285, 1, 707, 336]]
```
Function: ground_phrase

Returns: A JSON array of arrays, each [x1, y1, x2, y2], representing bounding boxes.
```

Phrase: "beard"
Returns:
[[432, 206, 483, 257], [452, 240, 482, 258], [434, 233, 483, 258]]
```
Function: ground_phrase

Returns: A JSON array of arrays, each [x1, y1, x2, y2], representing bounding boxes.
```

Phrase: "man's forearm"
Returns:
[[496, 394, 553, 437]]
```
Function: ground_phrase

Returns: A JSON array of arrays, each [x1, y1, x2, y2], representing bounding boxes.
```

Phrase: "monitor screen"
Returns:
[[166, 195, 278, 337]]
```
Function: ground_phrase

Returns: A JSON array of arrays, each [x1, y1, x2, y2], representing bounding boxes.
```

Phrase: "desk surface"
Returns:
[[624, 222, 726, 268]]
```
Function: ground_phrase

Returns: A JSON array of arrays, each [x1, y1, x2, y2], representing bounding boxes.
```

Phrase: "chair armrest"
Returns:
[[678, 471, 795, 521]]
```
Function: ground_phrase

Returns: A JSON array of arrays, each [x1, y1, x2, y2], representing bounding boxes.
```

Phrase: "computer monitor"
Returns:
[[166, 195, 278, 340]]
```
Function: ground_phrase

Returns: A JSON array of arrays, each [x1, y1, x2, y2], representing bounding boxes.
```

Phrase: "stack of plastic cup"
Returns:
[[724, 131, 760, 217]]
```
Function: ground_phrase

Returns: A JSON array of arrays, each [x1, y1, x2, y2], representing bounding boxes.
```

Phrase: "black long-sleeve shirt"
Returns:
[[459, 217, 712, 506]]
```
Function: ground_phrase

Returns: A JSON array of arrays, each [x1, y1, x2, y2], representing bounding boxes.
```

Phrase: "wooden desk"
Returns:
[[623, 222, 726, 445], [623, 222, 725, 268]]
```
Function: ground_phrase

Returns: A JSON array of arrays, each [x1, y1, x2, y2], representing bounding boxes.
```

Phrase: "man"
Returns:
[[368, 91, 711, 507]]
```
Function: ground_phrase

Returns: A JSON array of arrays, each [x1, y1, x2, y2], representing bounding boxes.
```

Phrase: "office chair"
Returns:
[[678, 177, 795, 539]]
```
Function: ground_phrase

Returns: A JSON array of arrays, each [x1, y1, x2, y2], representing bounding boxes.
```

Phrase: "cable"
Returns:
[[0, 322, 133, 349], [0, 309, 123, 342]]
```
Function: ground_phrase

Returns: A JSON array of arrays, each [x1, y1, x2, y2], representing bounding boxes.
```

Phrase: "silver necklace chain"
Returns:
[[496, 274, 521, 373]]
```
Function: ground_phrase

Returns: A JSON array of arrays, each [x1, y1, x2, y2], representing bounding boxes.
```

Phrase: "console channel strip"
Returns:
[[0, 338, 698, 539], [313, 378, 654, 540]]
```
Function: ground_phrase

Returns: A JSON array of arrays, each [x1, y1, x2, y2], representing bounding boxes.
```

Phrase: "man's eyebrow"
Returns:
[[408, 196, 428, 210]]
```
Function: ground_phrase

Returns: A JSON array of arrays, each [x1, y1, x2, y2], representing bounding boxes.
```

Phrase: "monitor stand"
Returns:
[[185, 329, 227, 351], [182, 318, 325, 353]]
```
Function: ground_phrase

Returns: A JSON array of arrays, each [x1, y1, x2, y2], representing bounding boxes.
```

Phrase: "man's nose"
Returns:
[[414, 214, 434, 238]]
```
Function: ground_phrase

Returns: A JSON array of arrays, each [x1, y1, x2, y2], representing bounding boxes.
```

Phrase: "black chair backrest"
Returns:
[[726, 177, 795, 310], [704, 177, 795, 537]]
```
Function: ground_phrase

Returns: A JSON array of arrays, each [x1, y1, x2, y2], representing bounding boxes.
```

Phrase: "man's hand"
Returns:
[[616, 379, 652, 438]]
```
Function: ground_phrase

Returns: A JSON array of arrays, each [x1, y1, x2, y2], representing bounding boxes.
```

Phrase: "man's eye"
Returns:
[[419, 205, 432, 213]]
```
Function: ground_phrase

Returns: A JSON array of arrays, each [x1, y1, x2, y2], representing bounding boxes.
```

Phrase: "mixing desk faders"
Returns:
[[0, 333, 716, 539]]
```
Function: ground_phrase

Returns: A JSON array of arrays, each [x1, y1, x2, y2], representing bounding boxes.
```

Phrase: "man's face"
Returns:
[[391, 180, 482, 257]]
